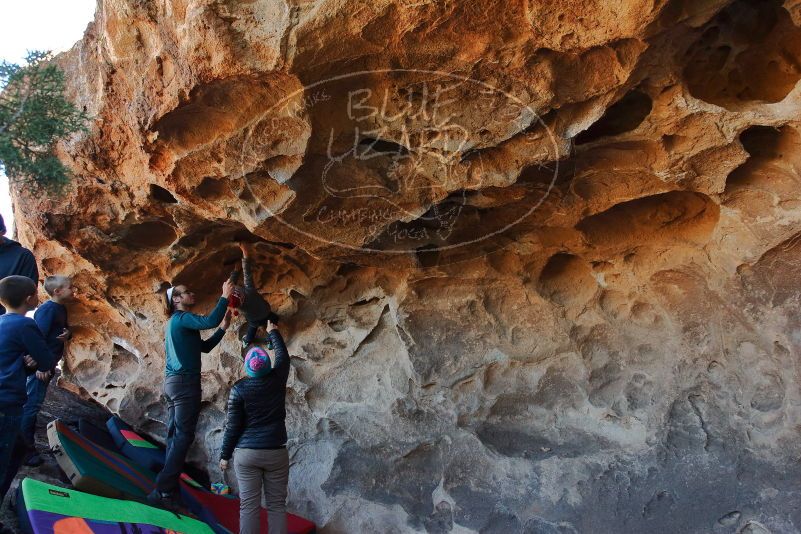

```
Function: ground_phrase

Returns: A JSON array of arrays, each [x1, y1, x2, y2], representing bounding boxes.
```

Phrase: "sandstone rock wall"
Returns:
[[11, 0, 801, 531]]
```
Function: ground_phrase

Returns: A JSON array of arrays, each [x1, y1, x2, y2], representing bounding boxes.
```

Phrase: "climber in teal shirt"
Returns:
[[165, 291, 229, 376], [149, 279, 236, 510]]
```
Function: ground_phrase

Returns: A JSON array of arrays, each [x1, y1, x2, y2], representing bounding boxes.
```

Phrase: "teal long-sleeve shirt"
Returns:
[[165, 297, 228, 376]]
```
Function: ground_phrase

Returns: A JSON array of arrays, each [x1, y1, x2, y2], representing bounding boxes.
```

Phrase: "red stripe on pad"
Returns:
[[120, 429, 144, 442], [119, 429, 158, 449]]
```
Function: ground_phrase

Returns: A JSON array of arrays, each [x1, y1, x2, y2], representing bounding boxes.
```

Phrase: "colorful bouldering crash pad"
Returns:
[[47, 419, 155, 500], [54, 418, 317, 534], [78, 419, 118, 452], [106, 416, 166, 473], [100, 417, 316, 533], [16, 477, 214, 534], [105, 417, 208, 491]]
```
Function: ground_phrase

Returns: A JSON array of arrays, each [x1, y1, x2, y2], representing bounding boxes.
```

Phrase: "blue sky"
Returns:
[[1, 0, 96, 237]]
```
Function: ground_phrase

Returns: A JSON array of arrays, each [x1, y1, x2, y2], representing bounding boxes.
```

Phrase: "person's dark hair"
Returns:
[[0, 214, 6, 234], [164, 285, 176, 317], [0, 275, 37, 308]]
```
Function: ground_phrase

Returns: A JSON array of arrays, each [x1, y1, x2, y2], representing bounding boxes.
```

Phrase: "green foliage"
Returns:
[[0, 50, 89, 192]]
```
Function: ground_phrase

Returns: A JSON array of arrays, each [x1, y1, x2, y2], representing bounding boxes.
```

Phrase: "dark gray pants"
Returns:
[[234, 447, 289, 534], [0, 413, 24, 503], [156, 374, 201, 494]]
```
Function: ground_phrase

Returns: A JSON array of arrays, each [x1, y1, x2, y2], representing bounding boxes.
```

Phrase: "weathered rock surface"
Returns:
[[10, 0, 801, 531]]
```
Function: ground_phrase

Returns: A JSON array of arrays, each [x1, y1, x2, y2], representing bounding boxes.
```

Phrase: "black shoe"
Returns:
[[23, 451, 43, 467], [146, 489, 183, 513]]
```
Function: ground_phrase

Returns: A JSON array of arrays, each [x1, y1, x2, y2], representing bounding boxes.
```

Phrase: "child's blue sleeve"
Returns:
[[22, 320, 55, 370], [34, 303, 55, 337]]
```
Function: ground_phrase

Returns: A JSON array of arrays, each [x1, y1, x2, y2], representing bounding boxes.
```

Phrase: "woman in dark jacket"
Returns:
[[220, 320, 290, 534]]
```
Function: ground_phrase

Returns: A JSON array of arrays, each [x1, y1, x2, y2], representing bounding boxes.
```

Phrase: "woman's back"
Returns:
[[231, 369, 289, 448], [221, 329, 291, 454]]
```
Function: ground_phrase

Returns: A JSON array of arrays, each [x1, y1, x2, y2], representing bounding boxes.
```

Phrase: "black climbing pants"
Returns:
[[155, 374, 201, 494]]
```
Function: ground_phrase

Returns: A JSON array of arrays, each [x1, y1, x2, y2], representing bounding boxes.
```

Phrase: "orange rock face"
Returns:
[[11, 0, 801, 531]]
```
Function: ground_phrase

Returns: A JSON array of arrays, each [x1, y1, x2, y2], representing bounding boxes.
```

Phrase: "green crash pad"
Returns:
[[18, 477, 214, 533]]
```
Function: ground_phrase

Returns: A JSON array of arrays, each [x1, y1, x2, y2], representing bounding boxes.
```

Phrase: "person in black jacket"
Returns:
[[220, 320, 290, 534], [0, 214, 38, 315]]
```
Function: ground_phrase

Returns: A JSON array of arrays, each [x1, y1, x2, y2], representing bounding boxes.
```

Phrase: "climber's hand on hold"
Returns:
[[23, 355, 37, 370], [222, 279, 235, 299]]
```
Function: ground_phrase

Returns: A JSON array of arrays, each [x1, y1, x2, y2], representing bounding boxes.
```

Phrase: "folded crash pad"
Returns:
[[78, 418, 119, 452], [103, 418, 209, 491], [47, 420, 208, 506], [16, 477, 213, 534], [107, 416, 166, 473], [47, 419, 155, 500], [52, 420, 228, 533]]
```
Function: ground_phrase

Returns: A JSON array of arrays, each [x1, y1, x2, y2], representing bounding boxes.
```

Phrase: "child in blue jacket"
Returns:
[[0, 276, 54, 534], [22, 275, 74, 466]]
